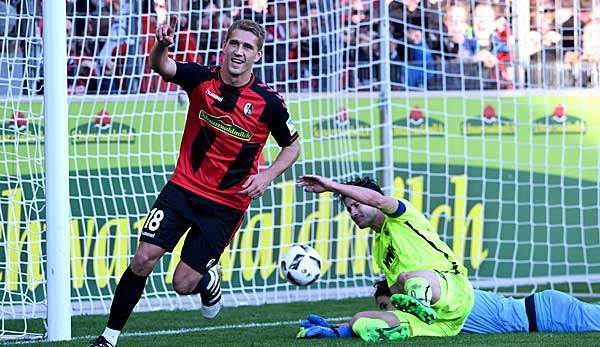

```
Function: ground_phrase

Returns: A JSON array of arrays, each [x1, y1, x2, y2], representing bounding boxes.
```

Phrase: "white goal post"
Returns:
[[1, 0, 599, 342]]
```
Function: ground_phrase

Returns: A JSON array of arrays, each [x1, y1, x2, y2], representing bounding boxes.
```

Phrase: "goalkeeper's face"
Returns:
[[343, 197, 381, 229], [222, 29, 263, 78]]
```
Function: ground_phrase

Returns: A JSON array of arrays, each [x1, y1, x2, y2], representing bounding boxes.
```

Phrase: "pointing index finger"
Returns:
[[169, 15, 178, 30]]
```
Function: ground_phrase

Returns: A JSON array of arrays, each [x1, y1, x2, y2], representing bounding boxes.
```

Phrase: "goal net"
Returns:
[[1, 0, 599, 341]]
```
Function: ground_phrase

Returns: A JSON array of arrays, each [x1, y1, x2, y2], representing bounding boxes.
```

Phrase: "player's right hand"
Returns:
[[301, 314, 332, 329], [155, 16, 177, 48], [297, 175, 334, 194]]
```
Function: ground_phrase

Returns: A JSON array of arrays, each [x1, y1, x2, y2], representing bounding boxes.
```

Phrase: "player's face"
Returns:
[[343, 197, 380, 229], [222, 29, 263, 79]]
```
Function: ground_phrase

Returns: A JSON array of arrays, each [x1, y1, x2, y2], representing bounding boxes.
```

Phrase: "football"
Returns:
[[280, 244, 322, 286]]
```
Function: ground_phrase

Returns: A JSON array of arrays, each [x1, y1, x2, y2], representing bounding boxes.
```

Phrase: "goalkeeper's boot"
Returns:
[[360, 324, 410, 342], [390, 293, 437, 324], [296, 326, 338, 339], [88, 336, 114, 347], [199, 265, 223, 319]]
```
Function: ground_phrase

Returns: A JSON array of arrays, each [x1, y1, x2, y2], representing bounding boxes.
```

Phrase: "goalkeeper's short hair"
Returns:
[[338, 176, 384, 201], [373, 278, 392, 298]]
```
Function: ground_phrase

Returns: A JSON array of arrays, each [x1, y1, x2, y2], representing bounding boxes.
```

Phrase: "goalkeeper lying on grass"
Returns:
[[297, 175, 474, 341], [297, 278, 600, 341]]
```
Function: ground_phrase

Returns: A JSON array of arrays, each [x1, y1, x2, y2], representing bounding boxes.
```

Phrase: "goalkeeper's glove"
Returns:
[[297, 314, 353, 339], [300, 314, 332, 329], [296, 326, 338, 339]]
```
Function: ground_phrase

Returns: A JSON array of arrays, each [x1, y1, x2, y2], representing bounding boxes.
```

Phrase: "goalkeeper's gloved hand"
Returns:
[[296, 326, 338, 339], [300, 314, 332, 329]]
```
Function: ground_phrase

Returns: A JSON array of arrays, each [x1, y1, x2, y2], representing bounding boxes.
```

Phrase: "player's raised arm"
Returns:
[[297, 175, 399, 215], [150, 16, 177, 80]]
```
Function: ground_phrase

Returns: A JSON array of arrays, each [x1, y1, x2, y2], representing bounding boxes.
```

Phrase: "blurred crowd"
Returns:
[[383, 0, 600, 90], [1, 0, 600, 96]]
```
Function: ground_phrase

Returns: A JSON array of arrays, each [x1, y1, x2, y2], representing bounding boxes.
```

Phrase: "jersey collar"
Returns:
[[217, 66, 255, 90]]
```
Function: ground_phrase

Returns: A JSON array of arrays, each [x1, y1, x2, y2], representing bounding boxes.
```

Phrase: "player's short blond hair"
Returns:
[[225, 19, 266, 51]]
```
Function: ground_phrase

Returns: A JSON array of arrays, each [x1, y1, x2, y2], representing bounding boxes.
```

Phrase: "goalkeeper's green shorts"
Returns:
[[392, 271, 474, 337]]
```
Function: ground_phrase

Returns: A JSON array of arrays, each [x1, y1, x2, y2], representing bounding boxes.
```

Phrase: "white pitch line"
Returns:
[[7, 316, 352, 345]]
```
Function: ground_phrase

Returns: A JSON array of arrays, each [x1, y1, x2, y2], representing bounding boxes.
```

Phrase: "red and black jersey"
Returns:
[[167, 62, 299, 211]]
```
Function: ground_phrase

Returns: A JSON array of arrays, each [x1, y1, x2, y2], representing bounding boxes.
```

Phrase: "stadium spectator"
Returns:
[[423, 0, 443, 55], [67, 37, 98, 95], [580, 19, 600, 86], [357, 29, 380, 87], [403, 19, 434, 89], [0, 1, 16, 37], [439, 2, 478, 90], [472, 3, 500, 88], [582, 16, 600, 63], [390, 40, 404, 87], [285, 19, 301, 91], [441, 2, 477, 61], [530, 4, 562, 63], [491, 4, 514, 89], [0, 1, 21, 96]]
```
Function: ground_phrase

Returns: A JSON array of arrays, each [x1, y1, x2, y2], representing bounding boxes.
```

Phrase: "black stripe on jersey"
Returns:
[[252, 82, 278, 123], [251, 82, 297, 147], [217, 142, 261, 190], [212, 84, 241, 113], [404, 221, 460, 274], [191, 127, 217, 172]]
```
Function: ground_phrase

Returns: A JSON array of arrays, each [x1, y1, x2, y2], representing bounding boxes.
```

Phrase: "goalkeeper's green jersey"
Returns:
[[372, 199, 467, 287]]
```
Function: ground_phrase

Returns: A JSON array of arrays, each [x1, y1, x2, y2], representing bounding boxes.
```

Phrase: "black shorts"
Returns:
[[139, 181, 245, 274]]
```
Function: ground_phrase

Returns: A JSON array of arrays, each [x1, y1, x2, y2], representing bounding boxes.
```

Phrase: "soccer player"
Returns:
[[298, 281, 600, 339], [373, 279, 600, 334], [89, 18, 300, 347], [296, 175, 474, 341]]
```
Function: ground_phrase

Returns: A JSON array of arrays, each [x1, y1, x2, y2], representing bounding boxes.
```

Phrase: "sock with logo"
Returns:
[[352, 318, 389, 341], [404, 277, 432, 306], [191, 270, 213, 295], [191, 269, 221, 306]]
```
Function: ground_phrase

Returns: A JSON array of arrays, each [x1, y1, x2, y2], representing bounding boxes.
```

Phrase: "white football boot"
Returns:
[[199, 265, 223, 319]]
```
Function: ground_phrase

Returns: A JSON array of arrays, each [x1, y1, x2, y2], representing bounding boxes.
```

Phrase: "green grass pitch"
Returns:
[[7, 297, 600, 346]]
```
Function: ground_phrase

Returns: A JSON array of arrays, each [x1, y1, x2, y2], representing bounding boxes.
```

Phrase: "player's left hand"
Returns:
[[240, 173, 271, 199], [296, 326, 337, 339]]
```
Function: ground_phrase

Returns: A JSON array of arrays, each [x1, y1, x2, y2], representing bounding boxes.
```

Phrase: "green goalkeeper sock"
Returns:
[[352, 318, 410, 342], [404, 277, 432, 306], [352, 318, 389, 342]]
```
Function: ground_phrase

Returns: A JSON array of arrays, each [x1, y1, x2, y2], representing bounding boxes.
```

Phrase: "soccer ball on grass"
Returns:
[[280, 244, 322, 286]]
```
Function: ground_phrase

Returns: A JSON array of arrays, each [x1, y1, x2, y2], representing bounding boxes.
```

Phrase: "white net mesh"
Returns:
[[1, 0, 599, 341]]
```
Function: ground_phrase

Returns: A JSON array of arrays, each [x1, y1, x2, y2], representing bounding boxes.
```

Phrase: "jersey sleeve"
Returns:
[[167, 61, 212, 95], [265, 93, 299, 147], [385, 200, 407, 218]]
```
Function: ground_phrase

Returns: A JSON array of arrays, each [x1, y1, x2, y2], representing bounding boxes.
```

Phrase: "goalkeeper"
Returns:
[[297, 175, 474, 341], [298, 279, 600, 339]]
